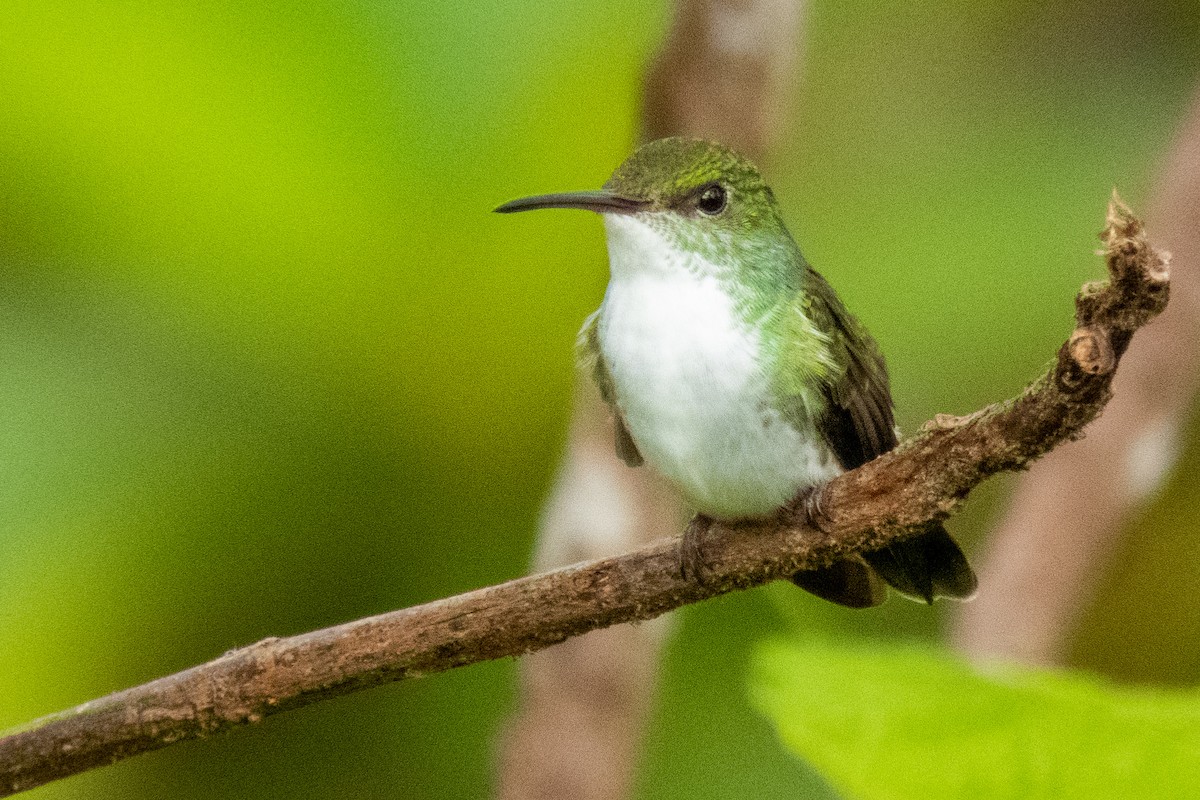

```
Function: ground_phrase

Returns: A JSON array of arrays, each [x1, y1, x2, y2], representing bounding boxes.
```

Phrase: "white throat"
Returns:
[[602, 213, 723, 280]]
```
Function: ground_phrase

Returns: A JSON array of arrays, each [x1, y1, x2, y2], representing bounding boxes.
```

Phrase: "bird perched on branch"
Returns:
[[497, 137, 976, 608]]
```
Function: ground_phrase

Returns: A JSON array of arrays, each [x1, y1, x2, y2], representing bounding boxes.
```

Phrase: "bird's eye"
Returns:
[[696, 183, 728, 216]]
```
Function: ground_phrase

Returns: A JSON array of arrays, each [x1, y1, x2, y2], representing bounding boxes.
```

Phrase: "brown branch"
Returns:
[[0, 196, 1168, 796], [954, 87, 1200, 666]]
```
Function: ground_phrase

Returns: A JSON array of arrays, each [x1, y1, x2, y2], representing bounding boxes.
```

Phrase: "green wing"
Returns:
[[767, 271, 892, 607], [768, 268, 893, 461], [577, 311, 643, 467], [801, 269, 977, 603], [802, 269, 897, 469]]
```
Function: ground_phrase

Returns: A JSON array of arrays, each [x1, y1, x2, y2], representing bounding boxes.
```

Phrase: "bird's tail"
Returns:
[[791, 557, 887, 608], [791, 524, 976, 607], [863, 524, 977, 603]]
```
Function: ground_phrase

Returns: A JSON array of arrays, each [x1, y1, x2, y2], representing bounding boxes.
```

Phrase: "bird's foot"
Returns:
[[791, 485, 829, 532], [679, 514, 715, 584]]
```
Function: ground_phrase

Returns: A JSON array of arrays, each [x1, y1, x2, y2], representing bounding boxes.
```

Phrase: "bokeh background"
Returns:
[[3, 1, 1200, 798]]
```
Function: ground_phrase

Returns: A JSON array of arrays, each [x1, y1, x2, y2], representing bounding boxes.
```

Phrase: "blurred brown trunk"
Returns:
[[952, 85, 1200, 666], [494, 2, 805, 798]]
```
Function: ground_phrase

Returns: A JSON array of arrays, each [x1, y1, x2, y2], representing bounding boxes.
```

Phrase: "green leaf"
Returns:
[[750, 638, 1200, 800]]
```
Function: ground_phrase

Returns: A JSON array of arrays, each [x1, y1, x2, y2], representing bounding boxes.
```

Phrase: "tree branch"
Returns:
[[0, 196, 1169, 796], [954, 86, 1200, 666]]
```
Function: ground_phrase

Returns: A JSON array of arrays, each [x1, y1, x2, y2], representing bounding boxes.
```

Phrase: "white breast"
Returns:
[[597, 215, 840, 519]]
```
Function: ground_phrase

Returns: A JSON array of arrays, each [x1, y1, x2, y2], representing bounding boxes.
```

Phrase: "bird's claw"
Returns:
[[679, 515, 714, 584], [794, 485, 829, 531]]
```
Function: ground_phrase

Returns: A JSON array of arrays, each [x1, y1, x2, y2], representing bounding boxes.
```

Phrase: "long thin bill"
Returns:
[[494, 191, 648, 214]]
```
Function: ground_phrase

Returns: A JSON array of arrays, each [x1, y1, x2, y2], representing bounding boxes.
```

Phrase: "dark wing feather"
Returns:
[[806, 269, 976, 603], [612, 410, 643, 467], [577, 310, 643, 467], [805, 268, 896, 470]]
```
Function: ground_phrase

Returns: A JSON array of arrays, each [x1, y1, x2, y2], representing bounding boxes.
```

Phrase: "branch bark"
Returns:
[[953, 87, 1200, 666], [0, 197, 1169, 796]]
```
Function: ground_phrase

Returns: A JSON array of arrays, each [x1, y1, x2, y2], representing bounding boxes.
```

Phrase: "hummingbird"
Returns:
[[496, 137, 976, 608]]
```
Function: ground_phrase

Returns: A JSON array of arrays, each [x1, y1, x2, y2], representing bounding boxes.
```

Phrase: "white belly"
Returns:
[[597, 272, 840, 519]]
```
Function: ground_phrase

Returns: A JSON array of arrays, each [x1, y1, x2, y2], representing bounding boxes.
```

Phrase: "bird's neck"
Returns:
[[601, 213, 797, 328]]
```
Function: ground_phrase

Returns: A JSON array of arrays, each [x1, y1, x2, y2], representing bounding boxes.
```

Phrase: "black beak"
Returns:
[[494, 191, 649, 215]]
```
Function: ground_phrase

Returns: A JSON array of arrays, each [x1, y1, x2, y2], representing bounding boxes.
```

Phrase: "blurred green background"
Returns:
[[2, 1, 1199, 798]]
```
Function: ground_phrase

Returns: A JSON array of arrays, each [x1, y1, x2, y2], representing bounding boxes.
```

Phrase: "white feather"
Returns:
[[597, 214, 839, 519]]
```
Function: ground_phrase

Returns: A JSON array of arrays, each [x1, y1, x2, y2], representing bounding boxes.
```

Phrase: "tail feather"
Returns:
[[791, 558, 887, 609], [863, 525, 977, 603]]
